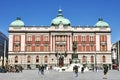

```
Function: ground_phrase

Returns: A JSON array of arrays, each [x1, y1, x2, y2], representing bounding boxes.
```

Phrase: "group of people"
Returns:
[[73, 66, 85, 77], [38, 65, 47, 75], [0, 65, 23, 73], [73, 64, 109, 79]]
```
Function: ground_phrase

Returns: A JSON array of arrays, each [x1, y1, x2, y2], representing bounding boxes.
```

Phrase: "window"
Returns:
[[14, 35, 20, 41], [102, 56, 106, 62], [44, 45, 49, 52], [35, 36, 40, 41], [91, 56, 94, 63], [62, 36, 65, 41], [73, 36, 78, 41], [81, 36, 86, 42], [26, 45, 32, 51], [36, 56, 39, 63], [100, 35, 107, 42], [44, 56, 48, 63], [44, 36, 49, 41], [82, 45, 86, 51], [15, 56, 18, 63], [56, 36, 60, 41], [90, 45, 94, 51], [27, 36, 32, 41], [35, 45, 40, 51], [14, 44, 20, 52], [101, 45, 107, 51], [90, 36, 94, 42], [27, 56, 31, 63], [82, 56, 86, 63]]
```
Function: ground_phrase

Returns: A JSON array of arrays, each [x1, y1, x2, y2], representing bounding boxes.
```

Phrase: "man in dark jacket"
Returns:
[[73, 65, 78, 77], [41, 65, 44, 75], [103, 64, 108, 79]]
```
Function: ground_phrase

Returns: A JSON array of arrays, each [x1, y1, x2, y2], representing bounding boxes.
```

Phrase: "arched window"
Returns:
[[15, 56, 18, 63], [102, 56, 106, 62], [36, 56, 39, 63], [82, 56, 86, 63], [27, 56, 31, 63], [44, 56, 48, 63], [91, 56, 94, 63]]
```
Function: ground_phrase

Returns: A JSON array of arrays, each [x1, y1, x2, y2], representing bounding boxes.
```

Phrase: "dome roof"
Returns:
[[51, 9, 71, 26], [94, 18, 109, 27], [10, 17, 25, 27]]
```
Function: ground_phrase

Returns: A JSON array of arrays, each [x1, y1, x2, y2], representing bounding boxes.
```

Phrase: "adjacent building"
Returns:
[[0, 31, 8, 67], [111, 40, 120, 70], [8, 9, 112, 69]]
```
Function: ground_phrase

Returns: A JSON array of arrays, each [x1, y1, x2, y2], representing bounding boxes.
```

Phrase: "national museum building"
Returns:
[[8, 9, 112, 69]]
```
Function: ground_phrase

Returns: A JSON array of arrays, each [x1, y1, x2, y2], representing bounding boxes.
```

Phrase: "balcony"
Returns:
[[101, 42, 106, 45], [56, 42, 66, 45], [14, 42, 20, 45]]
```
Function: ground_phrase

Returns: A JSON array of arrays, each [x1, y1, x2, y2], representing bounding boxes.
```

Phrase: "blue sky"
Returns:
[[0, 0, 120, 43]]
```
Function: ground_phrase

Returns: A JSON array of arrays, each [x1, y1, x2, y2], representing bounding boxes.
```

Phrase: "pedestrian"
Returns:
[[38, 65, 41, 74], [81, 66, 84, 73], [41, 65, 44, 75], [19, 65, 23, 72], [73, 65, 78, 77], [103, 64, 108, 79], [95, 66, 98, 72]]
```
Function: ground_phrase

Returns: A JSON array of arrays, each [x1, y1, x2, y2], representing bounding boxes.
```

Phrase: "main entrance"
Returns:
[[59, 56, 64, 67]]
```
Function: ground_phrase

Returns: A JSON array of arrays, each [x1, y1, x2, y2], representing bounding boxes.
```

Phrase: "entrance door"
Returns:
[[59, 57, 64, 67]]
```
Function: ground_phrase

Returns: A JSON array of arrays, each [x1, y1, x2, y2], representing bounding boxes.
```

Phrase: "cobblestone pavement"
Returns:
[[0, 70, 120, 80]]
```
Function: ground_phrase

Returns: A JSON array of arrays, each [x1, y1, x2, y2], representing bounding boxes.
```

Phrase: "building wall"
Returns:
[[8, 26, 112, 69], [0, 31, 8, 67]]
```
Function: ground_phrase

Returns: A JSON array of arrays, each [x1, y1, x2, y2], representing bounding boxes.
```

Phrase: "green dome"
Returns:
[[51, 9, 71, 26], [94, 18, 109, 28], [10, 17, 25, 27]]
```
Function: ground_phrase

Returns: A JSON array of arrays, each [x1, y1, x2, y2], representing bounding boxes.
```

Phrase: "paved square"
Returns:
[[0, 70, 120, 80]]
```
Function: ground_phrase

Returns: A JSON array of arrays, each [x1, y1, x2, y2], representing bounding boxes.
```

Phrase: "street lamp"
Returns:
[[94, 53, 97, 71]]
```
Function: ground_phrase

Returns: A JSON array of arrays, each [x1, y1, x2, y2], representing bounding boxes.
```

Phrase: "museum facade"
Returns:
[[8, 9, 112, 69]]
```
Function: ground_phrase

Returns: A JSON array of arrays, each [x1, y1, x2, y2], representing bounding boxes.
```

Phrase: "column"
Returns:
[[50, 35, 53, 52], [107, 34, 111, 51], [70, 35, 72, 51], [21, 33, 25, 51], [9, 34, 13, 51], [53, 35, 55, 51], [96, 34, 100, 51]]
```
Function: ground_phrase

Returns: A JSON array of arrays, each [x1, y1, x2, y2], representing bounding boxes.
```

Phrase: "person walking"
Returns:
[[103, 64, 108, 79], [73, 65, 78, 77], [41, 65, 44, 75], [38, 65, 41, 74], [81, 66, 84, 73]]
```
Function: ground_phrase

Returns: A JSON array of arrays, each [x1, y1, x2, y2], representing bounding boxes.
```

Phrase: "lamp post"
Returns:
[[94, 53, 97, 71]]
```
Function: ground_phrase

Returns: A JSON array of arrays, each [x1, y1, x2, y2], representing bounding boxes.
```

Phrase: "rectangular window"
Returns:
[[14, 45, 20, 52], [56, 36, 60, 41], [44, 45, 48, 51], [35, 45, 40, 51], [26, 45, 32, 51], [27, 36, 32, 41], [90, 45, 94, 51], [82, 45, 86, 51], [81, 36, 86, 42], [74, 36, 78, 41], [14, 35, 20, 41], [100, 35, 107, 42], [44, 36, 49, 41], [35, 36, 40, 41], [90, 36, 94, 42], [101, 45, 107, 51]]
